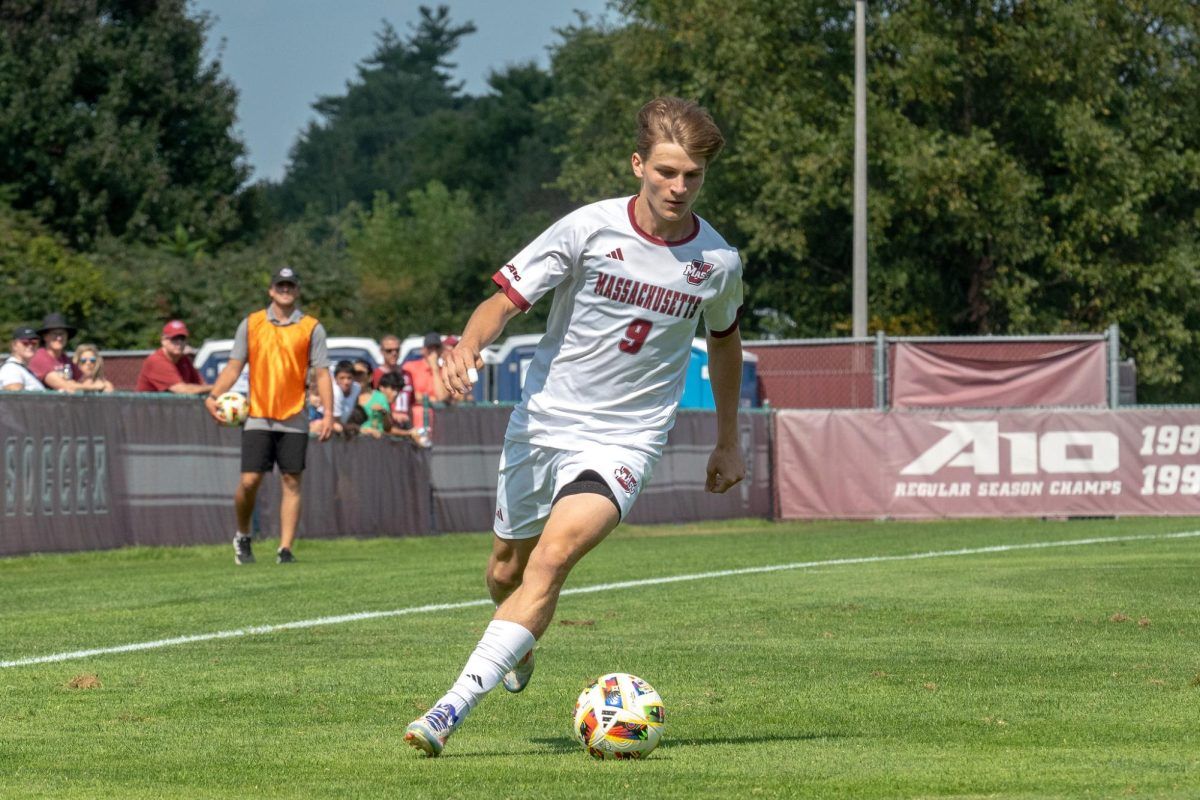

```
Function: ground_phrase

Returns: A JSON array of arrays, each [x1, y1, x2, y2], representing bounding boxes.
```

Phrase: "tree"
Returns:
[[0, 0, 248, 246], [0, 203, 117, 341], [547, 0, 1200, 395], [272, 6, 475, 218]]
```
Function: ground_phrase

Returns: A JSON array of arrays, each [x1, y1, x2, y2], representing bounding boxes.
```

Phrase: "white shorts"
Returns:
[[493, 439, 658, 540]]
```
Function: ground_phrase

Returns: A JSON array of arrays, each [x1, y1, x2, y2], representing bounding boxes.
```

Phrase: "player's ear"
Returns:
[[631, 151, 644, 178]]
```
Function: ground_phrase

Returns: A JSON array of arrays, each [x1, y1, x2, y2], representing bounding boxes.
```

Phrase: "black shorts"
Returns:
[[241, 430, 308, 474]]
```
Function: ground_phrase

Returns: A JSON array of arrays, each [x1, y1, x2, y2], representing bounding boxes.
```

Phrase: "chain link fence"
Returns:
[[744, 325, 1130, 410]]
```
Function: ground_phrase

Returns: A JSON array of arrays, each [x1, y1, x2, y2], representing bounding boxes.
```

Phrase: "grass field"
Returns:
[[3, 516, 1200, 799]]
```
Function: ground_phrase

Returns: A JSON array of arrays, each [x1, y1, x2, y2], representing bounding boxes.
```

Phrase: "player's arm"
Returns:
[[442, 291, 523, 395], [314, 367, 335, 441], [704, 328, 746, 494], [204, 357, 245, 423]]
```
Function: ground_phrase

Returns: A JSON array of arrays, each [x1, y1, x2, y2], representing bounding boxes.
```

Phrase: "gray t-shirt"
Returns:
[[230, 306, 329, 433]]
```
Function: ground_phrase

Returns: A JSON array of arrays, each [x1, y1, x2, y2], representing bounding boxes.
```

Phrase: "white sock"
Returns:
[[436, 620, 536, 718]]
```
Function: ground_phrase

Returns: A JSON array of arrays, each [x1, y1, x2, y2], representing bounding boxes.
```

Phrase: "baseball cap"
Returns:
[[423, 332, 443, 348], [271, 266, 301, 286], [162, 320, 190, 338], [12, 326, 38, 341]]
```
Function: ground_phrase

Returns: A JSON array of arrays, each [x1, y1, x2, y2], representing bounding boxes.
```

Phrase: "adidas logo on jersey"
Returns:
[[606, 248, 624, 261]]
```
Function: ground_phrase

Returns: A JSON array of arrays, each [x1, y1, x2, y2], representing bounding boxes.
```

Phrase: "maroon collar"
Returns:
[[626, 196, 700, 246]]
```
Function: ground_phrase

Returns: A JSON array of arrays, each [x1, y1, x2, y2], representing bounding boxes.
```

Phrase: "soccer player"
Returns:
[[404, 97, 746, 756], [205, 267, 334, 565]]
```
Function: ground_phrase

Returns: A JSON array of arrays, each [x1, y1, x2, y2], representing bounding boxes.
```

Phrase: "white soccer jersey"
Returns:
[[493, 195, 743, 453]]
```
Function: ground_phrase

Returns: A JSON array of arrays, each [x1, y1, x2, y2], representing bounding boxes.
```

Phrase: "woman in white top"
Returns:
[[0, 327, 47, 391]]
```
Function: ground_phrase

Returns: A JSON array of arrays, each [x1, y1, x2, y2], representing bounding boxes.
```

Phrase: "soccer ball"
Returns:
[[573, 672, 665, 759], [213, 392, 249, 427]]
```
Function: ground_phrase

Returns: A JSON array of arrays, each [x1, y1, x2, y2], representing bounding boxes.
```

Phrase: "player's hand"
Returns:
[[204, 395, 224, 424], [441, 344, 483, 396], [705, 443, 745, 494], [316, 415, 335, 442]]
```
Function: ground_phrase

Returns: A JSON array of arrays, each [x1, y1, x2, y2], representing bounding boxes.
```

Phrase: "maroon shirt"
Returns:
[[28, 348, 77, 382], [136, 349, 204, 392]]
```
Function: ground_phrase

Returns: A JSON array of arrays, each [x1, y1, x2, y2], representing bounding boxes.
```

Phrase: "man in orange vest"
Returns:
[[205, 267, 334, 565]]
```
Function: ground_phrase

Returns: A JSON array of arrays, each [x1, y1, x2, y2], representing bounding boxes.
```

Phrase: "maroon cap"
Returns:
[[162, 320, 190, 338]]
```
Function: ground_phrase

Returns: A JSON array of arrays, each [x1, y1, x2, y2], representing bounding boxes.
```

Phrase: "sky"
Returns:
[[191, 1, 615, 183]]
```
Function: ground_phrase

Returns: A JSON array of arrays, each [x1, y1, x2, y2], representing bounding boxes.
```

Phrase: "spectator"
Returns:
[[204, 266, 333, 566], [372, 334, 404, 388], [330, 360, 362, 429], [307, 382, 327, 434], [353, 358, 374, 407], [136, 320, 212, 395], [0, 327, 47, 391], [359, 371, 402, 437], [29, 312, 90, 392], [403, 332, 452, 428], [72, 343, 115, 393], [372, 334, 416, 428]]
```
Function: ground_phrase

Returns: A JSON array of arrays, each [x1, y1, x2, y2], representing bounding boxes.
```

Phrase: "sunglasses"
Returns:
[[17, 338, 39, 346], [79, 357, 97, 364], [353, 370, 370, 377], [382, 348, 399, 354], [168, 336, 188, 344]]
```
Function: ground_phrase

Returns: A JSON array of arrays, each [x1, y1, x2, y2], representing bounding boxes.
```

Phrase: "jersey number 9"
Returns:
[[619, 319, 653, 355]]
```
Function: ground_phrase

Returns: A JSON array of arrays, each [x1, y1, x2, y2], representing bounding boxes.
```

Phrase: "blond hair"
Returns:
[[73, 343, 105, 379], [636, 97, 725, 163]]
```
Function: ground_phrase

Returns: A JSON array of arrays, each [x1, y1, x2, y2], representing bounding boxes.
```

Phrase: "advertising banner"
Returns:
[[892, 341, 1107, 409], [776, 408, 1200, 519]]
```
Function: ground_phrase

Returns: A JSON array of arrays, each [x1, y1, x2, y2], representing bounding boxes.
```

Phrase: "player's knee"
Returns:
[[488, 559, 523, 594], [238, 472, 263, 491], [525, 543, 575, 585]]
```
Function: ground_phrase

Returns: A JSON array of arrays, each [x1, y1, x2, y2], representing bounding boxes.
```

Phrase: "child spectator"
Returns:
[[330, 360, 362, 424]]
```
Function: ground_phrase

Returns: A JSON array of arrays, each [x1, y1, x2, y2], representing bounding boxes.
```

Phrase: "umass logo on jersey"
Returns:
[[613, 465, 639, 494], [684, 259, 715, 286]]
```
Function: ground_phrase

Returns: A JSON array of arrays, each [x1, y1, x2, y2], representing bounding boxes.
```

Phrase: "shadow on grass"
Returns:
[[527, 731, 839, 756]]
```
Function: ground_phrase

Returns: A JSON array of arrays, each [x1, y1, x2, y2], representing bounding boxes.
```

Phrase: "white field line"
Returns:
[[3, 529, 1198, 669]]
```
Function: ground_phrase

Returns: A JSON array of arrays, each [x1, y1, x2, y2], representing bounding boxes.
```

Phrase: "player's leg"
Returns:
[[274, 431, 308, 562], [233, 430, 272, 564], [486, 533, 539, 605], [493, 491, 619, 639], [406, 450, 646, 757], [487, 534, 540, 692], [277, 473, 302, 559]]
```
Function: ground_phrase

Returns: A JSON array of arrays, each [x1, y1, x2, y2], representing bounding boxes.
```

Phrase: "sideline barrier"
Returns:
[[0, 394, 432, 557], [775, 407, 1200, 519], [1, 395, 769, 557]]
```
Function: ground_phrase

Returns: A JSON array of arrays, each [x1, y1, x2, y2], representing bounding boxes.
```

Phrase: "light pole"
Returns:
[[853, 0, 868, 338]]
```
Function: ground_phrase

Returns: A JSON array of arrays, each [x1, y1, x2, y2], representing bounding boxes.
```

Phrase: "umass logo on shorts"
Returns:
[[683, 259, 715, 286], [613, 466, 638, 494]]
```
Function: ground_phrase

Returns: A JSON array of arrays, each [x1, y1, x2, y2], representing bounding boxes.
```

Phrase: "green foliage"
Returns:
[[272, 6, 475, 218], [0, 0, 248, 246], [343, 183, 483, 337], [0, 204, 116, 340], [549, 0, 1200, 394], [88, 217, 360, 348]]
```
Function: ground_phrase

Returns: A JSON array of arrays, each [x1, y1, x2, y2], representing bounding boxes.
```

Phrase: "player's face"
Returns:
[[632, 141, 707, 228], [269, 281, 298, 309]]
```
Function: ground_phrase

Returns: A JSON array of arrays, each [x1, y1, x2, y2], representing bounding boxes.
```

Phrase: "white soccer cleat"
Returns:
[[502, 648, 535, 693], [404, 703, 461, 757]]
